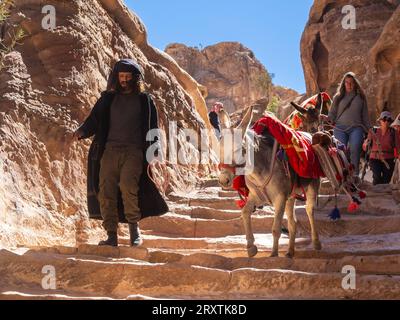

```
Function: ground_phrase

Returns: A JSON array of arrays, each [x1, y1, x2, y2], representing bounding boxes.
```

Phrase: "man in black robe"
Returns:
[[74, 59, 168, 247]]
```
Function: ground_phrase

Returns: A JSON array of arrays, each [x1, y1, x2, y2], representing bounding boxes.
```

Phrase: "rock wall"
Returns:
[[271, 86, 300, 103], [276, 94, 307, 122], [165, 42, 272, 114], [0, 0, 217, 248], [301, 0, 400, 119]]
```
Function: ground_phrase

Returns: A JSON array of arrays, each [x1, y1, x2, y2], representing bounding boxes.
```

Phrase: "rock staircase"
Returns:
[[1, 180, 400, 300]]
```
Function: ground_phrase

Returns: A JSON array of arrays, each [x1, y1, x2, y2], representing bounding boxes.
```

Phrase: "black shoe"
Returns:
[[98, 232, 118, 247], [129, 223, 143, 247]]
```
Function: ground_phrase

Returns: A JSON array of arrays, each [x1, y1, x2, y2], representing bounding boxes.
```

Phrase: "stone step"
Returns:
[[3, 182, 399, 300], [0, 290, 116, 300], [200, 179, 220, 188], [172, 206, 274, 221], [0, 290, 161, 300], [297, 210, 400, 237], [144, 245, 400, 261], [24, 244, 149, 260], [173, 206, 242, 220], [138, 210, 400, 239], [1, 249, 399, 299], [121, 235, 261, 250], [18, 245, 400, 275], [25, 230, 400, 263], [139, 214, 275, 238], [177, 253, 400, 275], [174, 197, 241, 211], [218, 190, 238, 198]]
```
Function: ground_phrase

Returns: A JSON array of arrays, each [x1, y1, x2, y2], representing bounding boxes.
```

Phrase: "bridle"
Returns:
[[218, 134, 279, 205], [218, 162, 246, 175], [218, 142, 248, 175]]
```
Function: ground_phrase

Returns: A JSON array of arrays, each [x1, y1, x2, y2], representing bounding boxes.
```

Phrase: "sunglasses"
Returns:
[[380, 117, 392, 122]]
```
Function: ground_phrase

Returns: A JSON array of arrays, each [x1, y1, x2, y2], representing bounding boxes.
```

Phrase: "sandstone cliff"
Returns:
[[0, 0, 216, 248], [271, 86, 299, 103], [165, 42, 272, 114], [301, 0, 400, 119]]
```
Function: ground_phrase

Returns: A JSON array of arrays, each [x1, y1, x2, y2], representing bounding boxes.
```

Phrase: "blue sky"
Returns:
[[127, 0, 314, 93]]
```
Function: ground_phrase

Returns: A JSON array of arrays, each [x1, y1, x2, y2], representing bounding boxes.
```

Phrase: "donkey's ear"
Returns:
[[291, 102, 306, 115], [316, 93, 323, 111], [219, 109, 232, 130], [236, 106, 254, 139]]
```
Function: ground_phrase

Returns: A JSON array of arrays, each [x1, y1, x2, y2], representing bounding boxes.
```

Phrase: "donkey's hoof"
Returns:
[[313, 241, 322, 251], [247, 245, 258, 258], [285, 251, 295, 259], [269, 251, 279, 258]]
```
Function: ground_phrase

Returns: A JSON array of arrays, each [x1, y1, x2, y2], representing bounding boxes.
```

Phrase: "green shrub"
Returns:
[[266, 96, 280, 115], [0, 0, 26, 71]]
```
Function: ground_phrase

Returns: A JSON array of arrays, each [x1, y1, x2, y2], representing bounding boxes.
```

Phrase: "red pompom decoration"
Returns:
[[348, 201, 359, 213], [233, 176, 249, 208], [232, 176, 246, 191], [359, 191, 367, 199]]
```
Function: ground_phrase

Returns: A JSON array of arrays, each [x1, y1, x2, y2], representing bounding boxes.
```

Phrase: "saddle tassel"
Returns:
[[328, 195, 341, 221]]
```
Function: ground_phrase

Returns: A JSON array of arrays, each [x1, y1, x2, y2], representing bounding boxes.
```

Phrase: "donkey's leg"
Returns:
[[285, 197, 296, 258], [306, 181, 322, 251], [241, 198, 258, 258], [270, 196, 287, 257]]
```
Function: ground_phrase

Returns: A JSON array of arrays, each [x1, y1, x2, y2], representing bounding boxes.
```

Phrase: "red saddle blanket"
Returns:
[[252, 115, 325, 179]]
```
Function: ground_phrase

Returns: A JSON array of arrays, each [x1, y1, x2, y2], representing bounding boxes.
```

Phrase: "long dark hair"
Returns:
[[107, 73, 145, 94], [335, 72, 366, 102]]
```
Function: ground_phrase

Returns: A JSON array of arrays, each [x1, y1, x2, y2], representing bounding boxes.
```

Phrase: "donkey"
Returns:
[[287, 92, 331, 133], [218, 107, 322, 258], [218, 108, 232, 130]]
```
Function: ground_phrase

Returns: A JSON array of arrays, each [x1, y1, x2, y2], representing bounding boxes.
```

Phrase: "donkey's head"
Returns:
[[290, 93, 323, 133], [218, 108, 232, 130], [218, 106, 254, 188]]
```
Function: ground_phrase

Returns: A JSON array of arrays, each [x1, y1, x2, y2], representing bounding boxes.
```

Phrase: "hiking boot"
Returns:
[[129, 222, 143, 247], [98, 231, 118, 247]]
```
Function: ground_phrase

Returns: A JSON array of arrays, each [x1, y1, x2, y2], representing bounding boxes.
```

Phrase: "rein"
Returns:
[[218, 162, 246, 174], [245, 139, 279, 205]]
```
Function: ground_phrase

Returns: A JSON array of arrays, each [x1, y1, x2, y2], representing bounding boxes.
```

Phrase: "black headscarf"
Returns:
[[106, 59, 144, 92]]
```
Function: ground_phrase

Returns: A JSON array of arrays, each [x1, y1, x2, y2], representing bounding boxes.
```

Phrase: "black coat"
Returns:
[[208, 111, 221, 132], [78, 91, 169, 223]]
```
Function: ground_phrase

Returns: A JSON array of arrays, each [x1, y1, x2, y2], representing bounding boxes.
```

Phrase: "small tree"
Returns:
[[0, 0, 26, 71], [266, 96, 280, 115]]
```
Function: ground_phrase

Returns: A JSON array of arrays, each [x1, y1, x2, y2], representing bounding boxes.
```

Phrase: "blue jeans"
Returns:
[[334, 125, 365, 176]]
